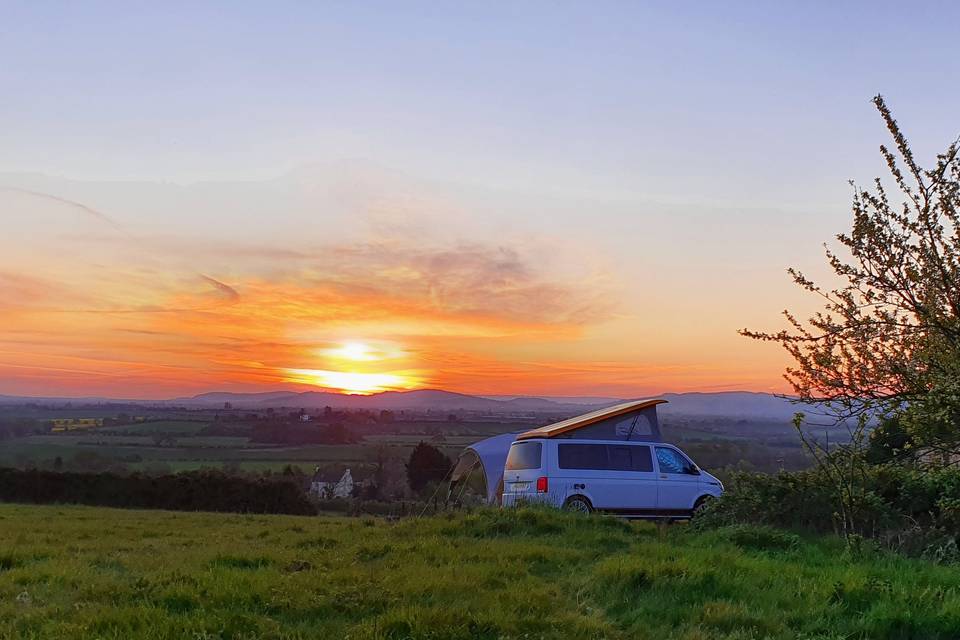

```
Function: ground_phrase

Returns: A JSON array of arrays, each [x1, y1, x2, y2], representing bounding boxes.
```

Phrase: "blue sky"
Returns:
[[4, 2, 958, 188]]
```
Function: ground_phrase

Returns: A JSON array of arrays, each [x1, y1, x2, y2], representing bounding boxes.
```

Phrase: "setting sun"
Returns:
[[283, 367, 423, 395]]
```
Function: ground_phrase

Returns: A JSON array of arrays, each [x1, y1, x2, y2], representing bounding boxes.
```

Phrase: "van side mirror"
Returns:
[[686, 465, 700, 476]]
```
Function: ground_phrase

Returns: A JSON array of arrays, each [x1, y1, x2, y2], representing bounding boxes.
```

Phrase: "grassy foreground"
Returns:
[[2, 505, 960, 639]]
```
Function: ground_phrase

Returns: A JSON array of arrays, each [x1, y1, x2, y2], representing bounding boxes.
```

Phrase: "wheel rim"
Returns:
[[694, 497, 713, 516], [566, 499, 590, 513]]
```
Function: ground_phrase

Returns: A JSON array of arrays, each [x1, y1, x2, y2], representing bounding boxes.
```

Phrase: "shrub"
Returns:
[[701, 466, 960, 558], [0, 468, 315, 515]]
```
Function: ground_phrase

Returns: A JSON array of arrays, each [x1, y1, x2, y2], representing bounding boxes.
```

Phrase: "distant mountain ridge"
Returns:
[[0, 388, 806, 421]]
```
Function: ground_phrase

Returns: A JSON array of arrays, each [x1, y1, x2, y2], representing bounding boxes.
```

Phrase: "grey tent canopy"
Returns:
[[448, 431, 519, 504]]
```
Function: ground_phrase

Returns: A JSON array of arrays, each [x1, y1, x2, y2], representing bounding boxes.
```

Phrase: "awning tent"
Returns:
[[448, 431, 519, 504]]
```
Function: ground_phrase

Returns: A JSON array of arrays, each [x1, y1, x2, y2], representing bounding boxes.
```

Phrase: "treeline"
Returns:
[[0, 469, 315, 515], [0, 418, 52, 440]]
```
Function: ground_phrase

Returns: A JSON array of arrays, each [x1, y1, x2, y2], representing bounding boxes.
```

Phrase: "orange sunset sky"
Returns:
[[1, 171, 811, 399], [3, 5, 955, 399]]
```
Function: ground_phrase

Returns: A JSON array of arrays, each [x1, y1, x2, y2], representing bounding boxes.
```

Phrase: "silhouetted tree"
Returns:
[[406, 442, 451, 493]]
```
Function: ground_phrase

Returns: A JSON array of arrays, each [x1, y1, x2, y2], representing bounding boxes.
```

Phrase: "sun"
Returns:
[[284, 340, 422, 394], [283, 368, 421, 395]]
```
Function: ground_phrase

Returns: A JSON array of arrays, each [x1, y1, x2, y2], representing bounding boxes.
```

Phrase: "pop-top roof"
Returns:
[[515, 398, 667, 441]]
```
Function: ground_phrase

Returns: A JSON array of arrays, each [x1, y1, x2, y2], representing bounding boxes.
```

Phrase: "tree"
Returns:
[[743, 95, 960, 457], [406, 442, 451, 494], [367, 445, 409, 500]]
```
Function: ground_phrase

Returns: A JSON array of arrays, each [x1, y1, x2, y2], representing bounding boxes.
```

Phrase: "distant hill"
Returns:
[[659, 391, 802, 421], [0, 388, 807, 421], [170, 391, 302, 405], [483, 395, 624, 406], [272, 389, 507, 411]]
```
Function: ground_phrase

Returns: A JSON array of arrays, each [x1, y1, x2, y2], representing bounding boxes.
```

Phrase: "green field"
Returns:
[[2, 504, 960, 639], [99, 420, 213, 436], [0, 435, 465, 476]]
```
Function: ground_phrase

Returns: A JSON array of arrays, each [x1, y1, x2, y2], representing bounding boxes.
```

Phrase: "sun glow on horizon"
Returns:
[[286, 340, 423, 394], [283, 367, 423, 395]]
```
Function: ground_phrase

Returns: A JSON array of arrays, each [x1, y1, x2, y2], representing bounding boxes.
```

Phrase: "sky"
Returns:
[[1, 2, 959, 399]]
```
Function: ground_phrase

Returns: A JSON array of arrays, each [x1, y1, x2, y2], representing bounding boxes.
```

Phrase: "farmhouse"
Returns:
[[310, 467, 354, 499]]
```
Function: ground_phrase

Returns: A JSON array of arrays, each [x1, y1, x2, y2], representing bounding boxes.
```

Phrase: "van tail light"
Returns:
[[536, 476, 548, 493]]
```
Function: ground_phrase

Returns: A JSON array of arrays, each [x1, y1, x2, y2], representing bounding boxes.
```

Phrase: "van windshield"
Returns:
[[505, 442, 542, 470]]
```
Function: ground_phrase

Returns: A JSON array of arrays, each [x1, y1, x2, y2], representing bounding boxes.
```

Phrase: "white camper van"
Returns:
[[498, 399, 723, 517]]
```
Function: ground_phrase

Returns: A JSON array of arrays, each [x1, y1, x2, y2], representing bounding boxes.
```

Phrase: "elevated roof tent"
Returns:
[[515, 398, 666, 442]]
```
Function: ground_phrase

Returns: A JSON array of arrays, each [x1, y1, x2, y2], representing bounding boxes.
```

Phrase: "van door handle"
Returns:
[[659, 474, 668, 479]]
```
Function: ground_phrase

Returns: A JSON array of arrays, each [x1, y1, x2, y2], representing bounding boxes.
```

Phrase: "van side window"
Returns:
[[630, 446, 653, 472], [557, 444, 607, 469], [655, 447, 690, 474], [608, 445, 653, 472], [505, 442, 542, 470], [558, 444, 653, 471], [608, 446, 632, 470]]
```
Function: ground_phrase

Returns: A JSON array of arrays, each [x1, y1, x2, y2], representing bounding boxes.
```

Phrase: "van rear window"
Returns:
[[505, 442, 542, 470], [558, 444, 653, 471]]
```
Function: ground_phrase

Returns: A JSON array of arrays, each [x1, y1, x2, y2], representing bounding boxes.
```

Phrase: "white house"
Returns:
[[311, 468, 353, 499]]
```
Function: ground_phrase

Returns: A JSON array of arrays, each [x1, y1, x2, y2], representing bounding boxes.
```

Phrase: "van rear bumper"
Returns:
[[501, 492, 559, 508]]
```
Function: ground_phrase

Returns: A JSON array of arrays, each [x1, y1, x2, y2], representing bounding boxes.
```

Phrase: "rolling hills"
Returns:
[[2, 389, 808, 421]]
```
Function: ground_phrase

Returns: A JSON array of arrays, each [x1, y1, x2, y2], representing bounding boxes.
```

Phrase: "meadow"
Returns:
[[2, 504, 960, 639]]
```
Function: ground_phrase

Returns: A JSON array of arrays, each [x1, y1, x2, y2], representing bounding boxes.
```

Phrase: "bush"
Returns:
[[700, 466, 960, 559], [693, 469, 836, 532], [0, 468, 315, 515]]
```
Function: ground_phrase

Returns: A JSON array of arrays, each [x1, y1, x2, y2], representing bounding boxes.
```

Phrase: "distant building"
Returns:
[[310, 468, 353, 499]]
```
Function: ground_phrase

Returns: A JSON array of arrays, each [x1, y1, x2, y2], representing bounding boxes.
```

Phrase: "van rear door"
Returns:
[[503, 441, 544, 500]]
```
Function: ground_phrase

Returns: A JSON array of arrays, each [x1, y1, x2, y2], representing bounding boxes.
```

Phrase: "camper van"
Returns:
[[500, 437, 723, 517], [497, 399, 723, 517]]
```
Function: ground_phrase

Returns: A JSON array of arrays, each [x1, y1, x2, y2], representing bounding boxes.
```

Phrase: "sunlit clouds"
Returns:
[[0, 175, 617, 398], [0, 170, 791, 399]]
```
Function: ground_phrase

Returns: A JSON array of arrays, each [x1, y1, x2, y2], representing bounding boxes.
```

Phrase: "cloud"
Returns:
[[0, 170, 629, 398], [200, 275, 240, 303], [0, 186, 127, 234]]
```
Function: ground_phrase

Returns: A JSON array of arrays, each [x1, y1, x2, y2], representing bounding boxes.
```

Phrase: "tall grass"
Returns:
[[1, 504, 960, 639]]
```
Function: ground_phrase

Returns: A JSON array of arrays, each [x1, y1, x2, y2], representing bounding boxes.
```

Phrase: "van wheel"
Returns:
[[692, 496, 715, 518], [563, 496, 592, 514]]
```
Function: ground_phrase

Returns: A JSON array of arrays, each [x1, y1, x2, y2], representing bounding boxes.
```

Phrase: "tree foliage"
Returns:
[[406, 442, 451, 494], [743, 95, 960, 454]]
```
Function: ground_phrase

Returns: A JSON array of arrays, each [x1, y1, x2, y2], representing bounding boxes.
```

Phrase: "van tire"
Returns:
[[563, 495, 593, 514], [692, 495, 714, 518]]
